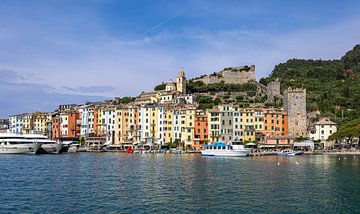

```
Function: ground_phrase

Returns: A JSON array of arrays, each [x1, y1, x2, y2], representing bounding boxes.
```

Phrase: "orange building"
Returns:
[[52, 113, 60, 140], [194, 110, 208, 149], [94, 108, 99, 137], [263, 109, 288, 138], [67, 110, 80, 138]]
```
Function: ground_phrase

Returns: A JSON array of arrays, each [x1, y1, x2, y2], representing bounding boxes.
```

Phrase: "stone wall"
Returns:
[[284, 88, 307, 137], [193, 65, 255, 85], [267, 81, 281, 102]]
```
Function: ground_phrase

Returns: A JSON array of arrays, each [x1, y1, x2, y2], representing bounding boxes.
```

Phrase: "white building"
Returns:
[[157, 107, 165, 145], [310, 117, 337, 148], [9, 114, 25, 134], [101, 107, 115, 144], [79, 105, 96, 137], [60, 113, 68, 136]]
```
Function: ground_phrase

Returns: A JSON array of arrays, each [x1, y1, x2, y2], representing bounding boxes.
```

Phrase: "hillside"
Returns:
[[260, 44, 360, 124]]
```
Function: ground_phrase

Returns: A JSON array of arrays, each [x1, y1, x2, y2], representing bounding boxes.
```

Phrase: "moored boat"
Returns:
[[0, 133, 42, 154], [277, 150, 304, 156], [38, 141, 64, 154], [201, 142, 252, 157], [68, 144, 80, 153]]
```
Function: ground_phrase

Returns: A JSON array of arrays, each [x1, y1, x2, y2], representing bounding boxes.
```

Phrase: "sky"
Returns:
[[1, 0, 360, 117]]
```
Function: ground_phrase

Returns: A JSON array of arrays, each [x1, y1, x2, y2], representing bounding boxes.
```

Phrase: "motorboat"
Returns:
[[38, 140, 64, 154], [277, 150, 304, 156], [201, 142, 252, 157], [0, 133, 42, 154], [68, 144, 80, 153]]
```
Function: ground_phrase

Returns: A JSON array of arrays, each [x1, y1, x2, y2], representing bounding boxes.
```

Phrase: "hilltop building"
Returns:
[[284, 88, 307, 137], [266, 80, 282, 103], [134, 69, 193, 105], [193, 65, 255, 85]]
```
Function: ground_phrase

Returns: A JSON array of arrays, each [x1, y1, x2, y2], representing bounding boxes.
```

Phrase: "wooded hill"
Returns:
[[260, 44, 360, 124], [153, 45, 360, 125]]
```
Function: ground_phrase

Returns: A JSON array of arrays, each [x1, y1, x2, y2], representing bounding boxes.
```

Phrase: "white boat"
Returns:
[[38, 141, 64, 154], [201, 142, 252, 157], [277, 150, 304, 156], [0, 133, 42, 154], [19, 134, 64, 154], [68, 144, 80, 153]]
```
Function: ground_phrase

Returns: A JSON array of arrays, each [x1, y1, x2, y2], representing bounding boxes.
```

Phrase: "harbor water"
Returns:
[[0, 153, 359, 213]]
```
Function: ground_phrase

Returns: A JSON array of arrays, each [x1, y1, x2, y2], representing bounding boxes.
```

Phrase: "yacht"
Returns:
[[38, 140, 64, 154], [0, 133, 42, 154], [20, 134, 64, 154], [201, 142, 252, 157]]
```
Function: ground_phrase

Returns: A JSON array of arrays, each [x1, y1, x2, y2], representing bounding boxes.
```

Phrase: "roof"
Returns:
[[315, 117, 337, 125]]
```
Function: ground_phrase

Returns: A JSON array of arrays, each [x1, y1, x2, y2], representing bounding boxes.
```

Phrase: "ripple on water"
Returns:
[[0, 154, 359, 213]]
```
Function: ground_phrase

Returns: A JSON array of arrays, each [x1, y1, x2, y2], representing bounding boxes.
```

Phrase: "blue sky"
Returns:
[[1, 0, 360, 117]]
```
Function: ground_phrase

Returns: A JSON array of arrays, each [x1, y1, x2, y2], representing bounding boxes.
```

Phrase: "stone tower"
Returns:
[[284, 88, 307, 137], [267, 80, 281, 102], [176, 68, 186, 94]]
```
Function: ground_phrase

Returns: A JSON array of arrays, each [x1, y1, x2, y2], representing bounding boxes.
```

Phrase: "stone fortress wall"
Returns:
[[193, 65, 255, 85]]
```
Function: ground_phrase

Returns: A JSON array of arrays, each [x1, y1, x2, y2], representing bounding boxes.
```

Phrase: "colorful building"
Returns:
[[194, 110, 208, 149]]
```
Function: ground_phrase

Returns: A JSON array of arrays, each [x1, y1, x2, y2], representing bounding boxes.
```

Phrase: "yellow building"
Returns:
[[208, 107, 221, 143], [32, 112, 51, 136], [241, 108, 256, 142], [149, 105, 158, 143], [96, 107, 104, 136], [253, 108, 265, 142], [21, 113, 32, 134], [163, 108, 173, 144], [115, 106, 129, 144]]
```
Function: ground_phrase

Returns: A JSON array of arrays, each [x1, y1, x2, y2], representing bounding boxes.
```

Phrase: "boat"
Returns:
[[201, 142, 252, 157], [20, 134, 64, 154], [0, 133, 43, 154], [277, 150, 304, 156], [38, 140, 64, 154], [68, 144, 80, 153]]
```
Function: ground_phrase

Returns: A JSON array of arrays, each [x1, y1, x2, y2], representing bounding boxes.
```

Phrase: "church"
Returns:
[[134, 69, 195, 105]]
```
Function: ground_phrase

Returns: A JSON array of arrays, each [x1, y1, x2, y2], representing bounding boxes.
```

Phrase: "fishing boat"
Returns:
[[201, 142, 252, 157]]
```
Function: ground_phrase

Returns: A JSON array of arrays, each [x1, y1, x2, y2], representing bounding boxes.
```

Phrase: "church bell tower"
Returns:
[[176, 68, 186, 94]]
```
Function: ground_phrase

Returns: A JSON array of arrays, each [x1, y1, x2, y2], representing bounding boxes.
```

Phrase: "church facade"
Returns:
[[134, 69, 194, 105]]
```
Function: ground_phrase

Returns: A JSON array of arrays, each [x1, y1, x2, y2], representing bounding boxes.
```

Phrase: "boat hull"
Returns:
[[201, 150, 250, 157], [277, 151, 304, 156], [38, 143, 64, 154], [0, 143, 42, 154]]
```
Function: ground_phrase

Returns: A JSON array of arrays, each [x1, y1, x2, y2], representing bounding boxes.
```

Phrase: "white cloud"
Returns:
[[0, 3, 359, 101]]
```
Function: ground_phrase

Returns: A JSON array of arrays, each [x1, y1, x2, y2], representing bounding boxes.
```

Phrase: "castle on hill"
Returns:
[[192, 65, 256, 85]]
